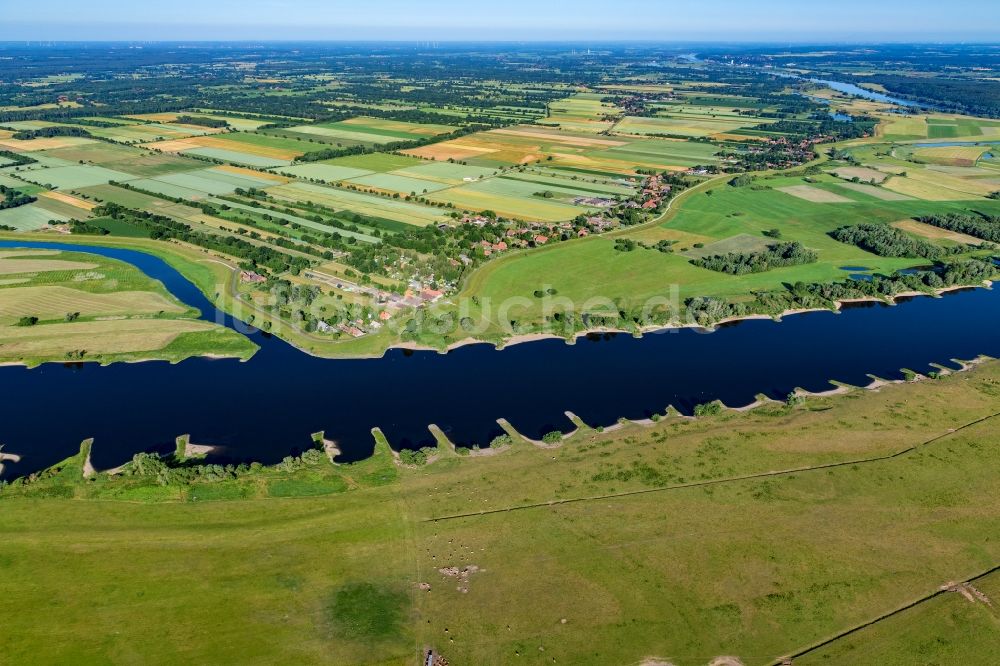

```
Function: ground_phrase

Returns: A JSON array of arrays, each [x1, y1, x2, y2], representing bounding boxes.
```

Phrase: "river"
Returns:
[[1, 241, 998, 481]]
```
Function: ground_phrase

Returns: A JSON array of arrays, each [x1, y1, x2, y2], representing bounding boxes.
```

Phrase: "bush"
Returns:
[[694, 402, 723, 417], [398, 448, 429, 466], [542, 431, 563, 444]]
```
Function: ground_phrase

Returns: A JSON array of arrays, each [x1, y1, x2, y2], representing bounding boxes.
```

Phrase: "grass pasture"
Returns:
[[777, 184, 854, 203], [455, 169, 1000, 334], [0, 248, 254, 365]]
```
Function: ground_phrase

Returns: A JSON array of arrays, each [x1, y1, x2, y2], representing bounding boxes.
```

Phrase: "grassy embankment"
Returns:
[[2, 361, 1000, 664], [0, 243, 255, 366]]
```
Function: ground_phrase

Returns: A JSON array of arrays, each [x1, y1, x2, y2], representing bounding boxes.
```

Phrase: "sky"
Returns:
[[1, 0, 996, 42]]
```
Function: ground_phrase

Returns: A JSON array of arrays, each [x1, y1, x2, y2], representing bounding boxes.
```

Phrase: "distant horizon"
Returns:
[[0, 39, 998, 47], [2, 1, 996, 43]]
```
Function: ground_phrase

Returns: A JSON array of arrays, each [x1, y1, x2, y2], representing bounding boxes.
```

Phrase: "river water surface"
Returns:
[[1, 241, 998, 480]]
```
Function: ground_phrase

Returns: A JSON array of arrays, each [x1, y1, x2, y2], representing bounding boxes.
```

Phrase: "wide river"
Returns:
[[1, 241, 998, 480]]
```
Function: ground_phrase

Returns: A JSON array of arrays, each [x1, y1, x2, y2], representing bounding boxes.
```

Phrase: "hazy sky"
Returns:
[[1, 0, 996, 42]]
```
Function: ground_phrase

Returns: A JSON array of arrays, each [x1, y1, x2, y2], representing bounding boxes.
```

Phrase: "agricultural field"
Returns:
[[3, 362, 1000, 664], [276, 116, 456, 145], [0, 248, 255, 365], [614, 113, 762, 138], [404, 124, 725, 174], [265, 181, 453, 226], [140, 133, 310, 168], [537, 92, 621, 133]]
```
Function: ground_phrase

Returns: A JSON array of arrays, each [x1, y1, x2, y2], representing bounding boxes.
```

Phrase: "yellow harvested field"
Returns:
[[0, 137, 93, 151], [0, 286, 184, 320], [777, 185, 853, 203], [140, 138, 202, 153], [882, 176, 977, 201], [126, 113, 181, 122], [38, 190, 98, 210], [882, 116, 926, 138], [0, 129, 12, 139], [0, 319, 214, 356], [913, 145, 987, 165], [404, 142, 498, 161], [892, 219, 984, 245], [0, 257, 97, 275], [489, 128, 626, 148], [214, 164, 288, 183], [883, 167, 996, 200]]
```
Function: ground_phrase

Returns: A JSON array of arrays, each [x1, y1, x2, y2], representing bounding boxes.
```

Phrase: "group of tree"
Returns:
[[174, 115, 229, 128], [691, 241, 817, 274], [829, 223, 969, 260], [0, 184, 36, 210], [11, 125, 90, 140], [685, 257, 997, 326], [0, 149, 37, 166]]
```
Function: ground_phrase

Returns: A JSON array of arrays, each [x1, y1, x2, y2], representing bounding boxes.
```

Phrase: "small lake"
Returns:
[[1, 240, 999, 481]]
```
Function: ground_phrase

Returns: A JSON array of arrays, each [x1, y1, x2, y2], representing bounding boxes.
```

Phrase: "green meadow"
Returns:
[[2, 364, 1000, 664]]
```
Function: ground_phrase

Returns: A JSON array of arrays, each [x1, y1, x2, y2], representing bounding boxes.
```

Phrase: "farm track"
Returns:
[[424, 410, 1000, 523]]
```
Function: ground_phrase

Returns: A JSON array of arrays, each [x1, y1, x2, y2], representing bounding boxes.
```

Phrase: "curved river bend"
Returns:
[[1, 241, 998, 480]]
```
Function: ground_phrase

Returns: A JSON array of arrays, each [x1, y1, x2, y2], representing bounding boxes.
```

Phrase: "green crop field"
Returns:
[[323, 152, 425, 172], [614, 114, 758, 137], [278, 163, 375, 182], [347, 172, 452, 194], [16, 164, 136, 189], [0, 204, 69, 229], [184, 146, 292, 168], [266, 181, 452, 226]]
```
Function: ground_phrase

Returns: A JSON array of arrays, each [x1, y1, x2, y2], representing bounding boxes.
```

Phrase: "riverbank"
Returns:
[[387, 280, 994, 357]]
